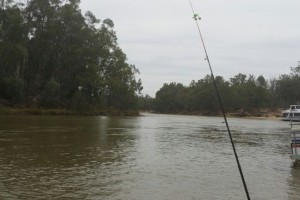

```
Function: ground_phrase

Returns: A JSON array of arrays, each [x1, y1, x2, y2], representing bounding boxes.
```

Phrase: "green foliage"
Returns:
[[153, 71, 300, 114], [275, 66, 300, 105], [0, 77, 25, 104], [138, 94, 154, 110], [0, 0, 142, 114], [155, 83, 187, 113], [2, 0, 299, 115], [40, 79, 60, 108]]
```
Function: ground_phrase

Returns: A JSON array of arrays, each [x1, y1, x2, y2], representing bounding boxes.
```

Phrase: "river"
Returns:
[[0, 113, 299, 200]]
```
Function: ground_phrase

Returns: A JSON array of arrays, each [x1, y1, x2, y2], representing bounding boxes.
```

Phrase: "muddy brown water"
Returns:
[[0, 113, 299, 200]]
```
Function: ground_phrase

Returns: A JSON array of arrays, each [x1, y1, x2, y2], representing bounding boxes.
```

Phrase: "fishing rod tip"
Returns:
[[193, 14, 201, 20]]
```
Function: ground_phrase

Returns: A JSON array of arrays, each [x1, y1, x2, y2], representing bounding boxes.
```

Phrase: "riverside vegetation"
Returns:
[[1, 1, 300, 116], [139, 68, 300, 117], [0, 0, 142, 115]]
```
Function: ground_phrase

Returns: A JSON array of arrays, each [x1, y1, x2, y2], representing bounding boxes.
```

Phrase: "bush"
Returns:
[[0, 77, 25, 104], [40, 79, 60, 108]]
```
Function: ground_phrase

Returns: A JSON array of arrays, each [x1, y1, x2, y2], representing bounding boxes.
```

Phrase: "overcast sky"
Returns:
[[80, 0, 300, 97]]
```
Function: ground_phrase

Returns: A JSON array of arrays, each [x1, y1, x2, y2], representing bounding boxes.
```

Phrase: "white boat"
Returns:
[[282, 105, 300, 121]]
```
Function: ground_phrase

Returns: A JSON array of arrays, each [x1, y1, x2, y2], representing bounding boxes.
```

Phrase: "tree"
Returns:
[[155, 82, 187, 113], [0, 0, 142, 114], [0, 2, 27, 104], [138, 94, 154, 110]]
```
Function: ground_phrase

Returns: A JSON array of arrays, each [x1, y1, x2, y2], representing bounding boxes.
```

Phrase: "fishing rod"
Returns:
[[187, 1, 251, 199]]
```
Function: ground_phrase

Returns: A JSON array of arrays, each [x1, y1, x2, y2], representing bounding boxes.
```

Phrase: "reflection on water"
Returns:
[[289, 165, 300, 200], [0, 114, 299, 199]]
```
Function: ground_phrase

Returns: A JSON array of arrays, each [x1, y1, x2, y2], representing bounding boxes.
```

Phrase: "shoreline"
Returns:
[[141, 110, 282, 121], [0, 106, 139, 116], [0, 106, 283, 120]]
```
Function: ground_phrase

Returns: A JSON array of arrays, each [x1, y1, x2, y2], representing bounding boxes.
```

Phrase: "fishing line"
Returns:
[[187, 1, 251, 199]]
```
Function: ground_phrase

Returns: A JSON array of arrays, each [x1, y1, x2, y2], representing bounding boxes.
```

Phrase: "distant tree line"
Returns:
[[139, 66, 300, 114], [0, 0, 142, 114]]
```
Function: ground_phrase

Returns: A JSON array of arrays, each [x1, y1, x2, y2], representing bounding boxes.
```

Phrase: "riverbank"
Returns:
[[227, 110, 282, 120], [143, 109, 283, 120], [1, 105, 282, 119], [0, 106, 139, 116]]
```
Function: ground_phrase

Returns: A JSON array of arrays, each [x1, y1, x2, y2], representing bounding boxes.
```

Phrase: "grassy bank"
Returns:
[[148, 108, 282, 119], [0, 106, 139, 116]]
